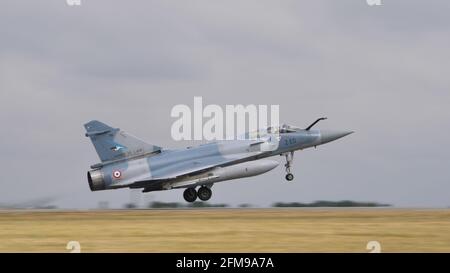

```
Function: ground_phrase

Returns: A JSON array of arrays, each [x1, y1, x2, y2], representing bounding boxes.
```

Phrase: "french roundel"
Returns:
[[113, 170, 122, 179]]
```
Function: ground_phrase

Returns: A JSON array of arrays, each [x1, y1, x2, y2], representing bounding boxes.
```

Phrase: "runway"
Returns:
[[0, 208, 449, 252]]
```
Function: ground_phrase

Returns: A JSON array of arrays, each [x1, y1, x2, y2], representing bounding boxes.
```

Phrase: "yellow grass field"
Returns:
[[0, 209, 449, 252]]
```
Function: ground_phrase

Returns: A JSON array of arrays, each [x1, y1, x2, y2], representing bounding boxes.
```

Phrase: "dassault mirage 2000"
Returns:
[[85, 118, 352, 202]]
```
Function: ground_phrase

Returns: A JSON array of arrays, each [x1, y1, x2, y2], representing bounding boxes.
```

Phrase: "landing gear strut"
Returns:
[[183, 187, 197, 202], [284, 151, 294, 181]]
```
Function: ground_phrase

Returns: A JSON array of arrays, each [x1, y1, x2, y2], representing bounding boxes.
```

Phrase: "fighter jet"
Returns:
[[84, 118, 352, 202]]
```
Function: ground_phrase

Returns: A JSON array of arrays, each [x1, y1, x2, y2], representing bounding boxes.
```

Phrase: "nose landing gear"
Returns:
[[283, 151, 295, 181]]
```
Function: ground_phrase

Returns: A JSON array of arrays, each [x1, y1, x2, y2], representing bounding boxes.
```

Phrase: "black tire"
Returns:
[[183, 188, 197, 202], [285, 173, 294, 181], [197, 186, 212, 201]]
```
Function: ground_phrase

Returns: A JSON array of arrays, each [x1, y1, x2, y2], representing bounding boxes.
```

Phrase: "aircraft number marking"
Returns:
[[284, 137, 297, 146]]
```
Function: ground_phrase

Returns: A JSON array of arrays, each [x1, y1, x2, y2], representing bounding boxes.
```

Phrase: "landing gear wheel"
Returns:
[[285, 173, 294, 181], [183, 188, 197, 202], [197, 186, 212, 201]]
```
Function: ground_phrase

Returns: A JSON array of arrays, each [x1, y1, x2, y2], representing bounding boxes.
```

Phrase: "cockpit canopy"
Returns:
[[241, 118, 327, 140], [242, 124, 301, 140], [267, 124, 302, 134]]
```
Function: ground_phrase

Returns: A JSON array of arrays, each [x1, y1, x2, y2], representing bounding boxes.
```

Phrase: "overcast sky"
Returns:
[[0, 0, 449, 208]]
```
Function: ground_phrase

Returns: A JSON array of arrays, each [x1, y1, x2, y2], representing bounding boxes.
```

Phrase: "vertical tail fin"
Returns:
[[84, 120, 161, 162]]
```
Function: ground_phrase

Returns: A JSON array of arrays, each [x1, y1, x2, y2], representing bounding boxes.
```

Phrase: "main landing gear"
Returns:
[[183, 186, 212, 202], [283, 151, 295, 181]]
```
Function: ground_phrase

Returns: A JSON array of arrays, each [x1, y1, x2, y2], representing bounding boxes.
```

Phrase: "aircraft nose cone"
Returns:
[[320, 130, 354, 144]]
